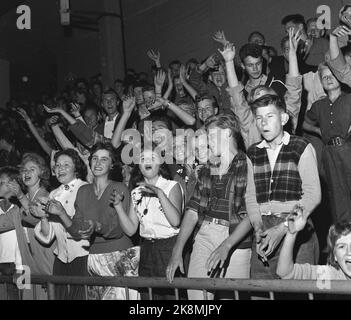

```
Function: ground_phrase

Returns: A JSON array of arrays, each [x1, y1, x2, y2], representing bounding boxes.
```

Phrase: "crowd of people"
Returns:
[[0, 5, 351, 300]]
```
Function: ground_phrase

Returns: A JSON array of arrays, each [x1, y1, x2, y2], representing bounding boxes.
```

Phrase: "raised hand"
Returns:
[[205, 54, 217, 69], [137, 182, 163, 198], [43, 104, 63, 114], [213, 30, 229, 45], [288, 27, 302, 53], [147, 49, 161, 65], [154, 70, 166, 88], [122, 96, 136, 114], [110, 189, 125, 210], [29, 201, 48, 219], [148, 97, 166, 112], [78, 220, 101, 239], [287, 205, 307, 234], [7, 180, 24, 199], [16, 107, 31, 122], [179, 64, 187, 84], [331, 25, 351, 38], [48, 115, 60, 126], [70, 103, 81, 118], [218, 42, 236, 62], [45, 199, 66, 216]]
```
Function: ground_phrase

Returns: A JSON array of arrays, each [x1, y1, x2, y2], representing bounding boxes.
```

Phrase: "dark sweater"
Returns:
[[67, 181, 133, 254]]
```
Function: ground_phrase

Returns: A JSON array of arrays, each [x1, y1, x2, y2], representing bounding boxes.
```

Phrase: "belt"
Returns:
[[261, 211, 290, 217], [203, 215, 230, 227], [326, 136, 350, 146]]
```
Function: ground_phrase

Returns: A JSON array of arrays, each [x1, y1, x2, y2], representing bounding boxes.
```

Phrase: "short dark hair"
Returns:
[[142, 85, 155, 93], [250, 94, 286, 114], [239, 43, 263, 63], [248, 31, 265, 43], [150, 111, 172, 130], [327, 220, 351, 269], [195, 94, 218, 109], [169, 60, 181, 68], [89, 142, 122, 181], [89, 142, 118, 169], [102, 88, 118, 99], [281, 14, 306, 30], [54, 148, 87, 181]]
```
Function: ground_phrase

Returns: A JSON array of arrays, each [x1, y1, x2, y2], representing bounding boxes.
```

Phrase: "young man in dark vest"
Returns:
[[246, 94, 321, 279]]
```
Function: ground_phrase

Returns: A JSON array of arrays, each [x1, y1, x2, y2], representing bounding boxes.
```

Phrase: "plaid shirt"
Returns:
[[247, 135, 309, 204], [187, 151, 252, 249]]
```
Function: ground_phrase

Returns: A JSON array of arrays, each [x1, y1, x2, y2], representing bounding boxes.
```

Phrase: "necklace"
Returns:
[[143, 196, 152, 215], [29, 187, 41, 202]]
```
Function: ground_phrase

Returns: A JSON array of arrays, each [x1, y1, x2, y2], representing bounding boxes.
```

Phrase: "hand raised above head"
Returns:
[[154, 70, 166, 88], [218, 42, 235, 62], [213, 30, 229, 45], [16, 107, 30, 122], [147, 49, 161, 63], [43, 104, 63, 114], [122, 96, 136, 113]]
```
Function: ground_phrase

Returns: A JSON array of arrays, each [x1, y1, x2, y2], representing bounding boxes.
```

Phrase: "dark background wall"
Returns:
[[123, 0, 344, 72], [0, 0, 347, 103]]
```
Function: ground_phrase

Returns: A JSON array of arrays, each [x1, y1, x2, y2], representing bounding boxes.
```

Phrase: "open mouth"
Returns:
[[57, 173, 66, 179], [24, 176, 32, 182], [144, 164, 153, 170]]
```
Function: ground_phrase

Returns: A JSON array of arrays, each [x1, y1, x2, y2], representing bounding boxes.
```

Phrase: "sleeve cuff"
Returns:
[[34, 220, 54, 244]]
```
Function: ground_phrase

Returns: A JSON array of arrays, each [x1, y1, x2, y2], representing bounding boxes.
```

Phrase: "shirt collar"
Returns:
[[105, 113, 119, 123], [257, 131, 290, 149], [60, 178, 79, 191], [245, 74, 268, 93]]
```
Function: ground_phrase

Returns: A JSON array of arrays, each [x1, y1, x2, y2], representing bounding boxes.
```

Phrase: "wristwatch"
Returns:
[[163, 100, 171, 110]]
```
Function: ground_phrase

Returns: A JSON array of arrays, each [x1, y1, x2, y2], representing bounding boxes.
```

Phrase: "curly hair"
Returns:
[[326, 220, 351, 270], [20, 152, 50, 189], [54, 148, 87, 181], [89, 142, 123, 182]]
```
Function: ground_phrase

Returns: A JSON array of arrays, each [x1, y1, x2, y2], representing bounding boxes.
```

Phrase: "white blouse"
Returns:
[[132, 176, 180, 240], [34, 178, 89, 263]]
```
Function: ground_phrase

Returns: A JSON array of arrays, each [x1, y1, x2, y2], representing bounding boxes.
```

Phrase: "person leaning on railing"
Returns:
[[277, 206, 351, 280]]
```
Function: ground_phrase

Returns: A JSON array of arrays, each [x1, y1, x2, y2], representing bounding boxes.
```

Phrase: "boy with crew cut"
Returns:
[[246, 94, 321, 279], [206, 95, 321, 280]]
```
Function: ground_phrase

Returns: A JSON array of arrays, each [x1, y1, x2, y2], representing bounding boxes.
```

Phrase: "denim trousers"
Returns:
[[187, 221, 251, 300]]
